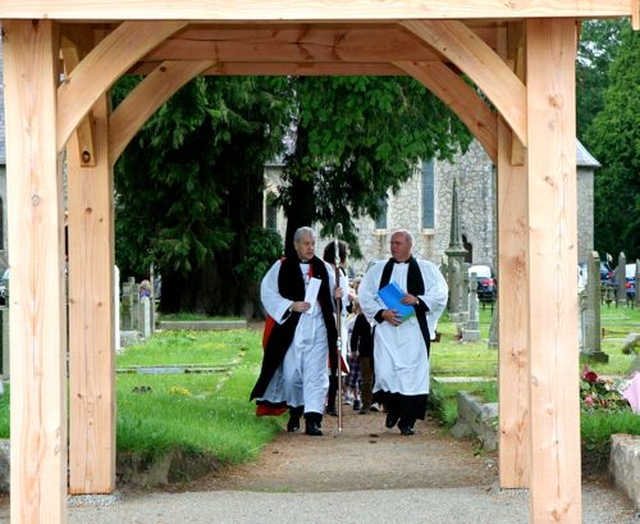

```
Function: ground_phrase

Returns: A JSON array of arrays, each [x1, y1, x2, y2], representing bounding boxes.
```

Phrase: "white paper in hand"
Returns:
[[304, 277, 322, 314]]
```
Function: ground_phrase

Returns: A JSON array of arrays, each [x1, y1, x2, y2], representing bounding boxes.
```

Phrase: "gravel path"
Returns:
[[0, 408, 636, 523]]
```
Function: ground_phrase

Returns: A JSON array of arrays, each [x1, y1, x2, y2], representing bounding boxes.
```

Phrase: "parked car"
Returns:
[[468, 264, 496, 303], [625, 264, 636, 301], [600, 261, 613, 283], [606, 263, 636, 301]]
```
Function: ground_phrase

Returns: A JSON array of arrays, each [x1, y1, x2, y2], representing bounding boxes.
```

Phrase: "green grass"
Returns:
[[116, 329, 248, 368], [115, 330, 282, 465], [157, 312, 240, 321], [580, 410, 640, 473], [594, 306, 640, 374]]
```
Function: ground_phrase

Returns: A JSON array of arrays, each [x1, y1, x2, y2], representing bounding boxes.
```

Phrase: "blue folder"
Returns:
[[377, 281, 415, 321]]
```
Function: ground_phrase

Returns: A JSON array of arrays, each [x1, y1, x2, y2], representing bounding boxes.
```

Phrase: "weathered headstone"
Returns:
[[580, 251, 607, 362], [445, 177, 468, 323], [635, 259, 640, 309], [487, 300, 499, 349], [121, 277, 136, 330], [616, 252, 628, 307], [463, 272, 480, 342], [140, 296, 151, 340]]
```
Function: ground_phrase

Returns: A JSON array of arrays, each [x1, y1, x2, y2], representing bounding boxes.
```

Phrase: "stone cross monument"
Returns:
[[445, 177, 468, 323]]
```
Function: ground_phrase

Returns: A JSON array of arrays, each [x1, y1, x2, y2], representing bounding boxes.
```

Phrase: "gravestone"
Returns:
[[445, 177, 468, 323], [616, 252, 628, 307], [580, 251, 607, 362], [487, 301, 499, 348], [463, 272, 480, 342], [140, 296, 151, 340]]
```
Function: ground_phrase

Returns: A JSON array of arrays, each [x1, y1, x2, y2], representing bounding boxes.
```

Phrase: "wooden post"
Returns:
[[67, 93, 116, 494], [3, 20, 67, 524], [496, 23, 530, 489], [497, 116, 530, 488], [526, 18, 581, 523]]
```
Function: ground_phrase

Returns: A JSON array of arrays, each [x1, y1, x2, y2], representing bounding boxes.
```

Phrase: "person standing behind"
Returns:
[[358, 229, 448, 435], [349, 299, 374, 414], [250, 227, 342, 436], [322, 240, 352, 416]]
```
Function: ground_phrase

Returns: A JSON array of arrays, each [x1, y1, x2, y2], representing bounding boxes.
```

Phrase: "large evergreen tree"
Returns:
[[586, 23, 640, 260], [277, 76, 471, 255], [576, 18, 626, 140], [114, 74, 471, 315], [114, 76, 290, 315]]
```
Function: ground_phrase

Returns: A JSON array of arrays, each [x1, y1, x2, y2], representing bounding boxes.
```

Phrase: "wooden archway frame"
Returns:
[[2, 2, 638, 523]]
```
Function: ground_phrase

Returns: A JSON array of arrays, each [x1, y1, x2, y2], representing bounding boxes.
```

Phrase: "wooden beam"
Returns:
[[3, 20, 67, 524], [142, 24, 452, 63], [395, 60, 497, 163], [496, 21, 529, 490], [497, 116, 530, 489], [507, 23, 526, 166], [129, 61, 404, 76], [401, 20, 527, 147], [633, 0, 639, 30], [60, 36, 96, 167], [0, 1, 634, 20], [67, 93, 116, 494], [57, 20, 187, 151], [525, 18, 581, 523], [109, 60, 214, 165]]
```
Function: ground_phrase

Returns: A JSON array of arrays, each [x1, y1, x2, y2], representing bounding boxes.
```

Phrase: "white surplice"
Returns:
[[358, 259, 448, 396], [259, 258, 337, 414]]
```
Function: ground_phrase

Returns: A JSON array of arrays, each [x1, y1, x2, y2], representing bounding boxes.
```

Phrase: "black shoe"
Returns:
[[400, 426, 415, 436], [385, 412, 399, 428], [353, 399, 362, 411], [305, 413, 323, 436], [325, 406, 338, 417], [287, 406, 303, 432], [359, 407, 370, 415], [305, 423, 323, 436], [287, 418, 300, 432]]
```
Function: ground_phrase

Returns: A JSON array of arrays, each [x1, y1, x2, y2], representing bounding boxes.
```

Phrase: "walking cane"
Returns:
[[333, 223, 344, 432]]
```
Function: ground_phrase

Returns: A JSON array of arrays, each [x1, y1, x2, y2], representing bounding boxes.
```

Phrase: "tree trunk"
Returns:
[[284, 123, 316, 256]]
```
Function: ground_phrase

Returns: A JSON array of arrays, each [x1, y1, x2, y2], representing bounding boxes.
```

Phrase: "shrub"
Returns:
[[580, 365, 631, 413]]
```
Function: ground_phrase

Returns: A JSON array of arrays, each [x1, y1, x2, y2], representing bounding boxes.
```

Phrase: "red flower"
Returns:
[[582, 366, 599, 383]]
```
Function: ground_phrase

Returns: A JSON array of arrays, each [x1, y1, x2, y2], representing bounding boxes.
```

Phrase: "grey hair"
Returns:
[[392, 228, 414, 247], [294, 226, 317, 243]]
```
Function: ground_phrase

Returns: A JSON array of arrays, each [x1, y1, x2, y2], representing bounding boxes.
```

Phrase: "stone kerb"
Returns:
[[450, 390, 498, 452], [609, 433, 640, 512]]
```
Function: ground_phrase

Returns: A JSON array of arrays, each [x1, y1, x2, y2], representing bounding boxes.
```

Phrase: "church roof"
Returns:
[[577, 139, 600, 168]]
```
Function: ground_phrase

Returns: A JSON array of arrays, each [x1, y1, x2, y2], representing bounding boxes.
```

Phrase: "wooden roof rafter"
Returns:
[[57, 19, 508, 166], [57, 20, 187, 150]]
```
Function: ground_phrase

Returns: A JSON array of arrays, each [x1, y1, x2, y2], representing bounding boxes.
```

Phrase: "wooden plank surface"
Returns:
[[496, 25, 529, 489], [0, 1, 634, 20], [525, 18, 581, 524], [3, 20, 68, 524], [67, 94, 116, 494], [497, 116, 530, 489]]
